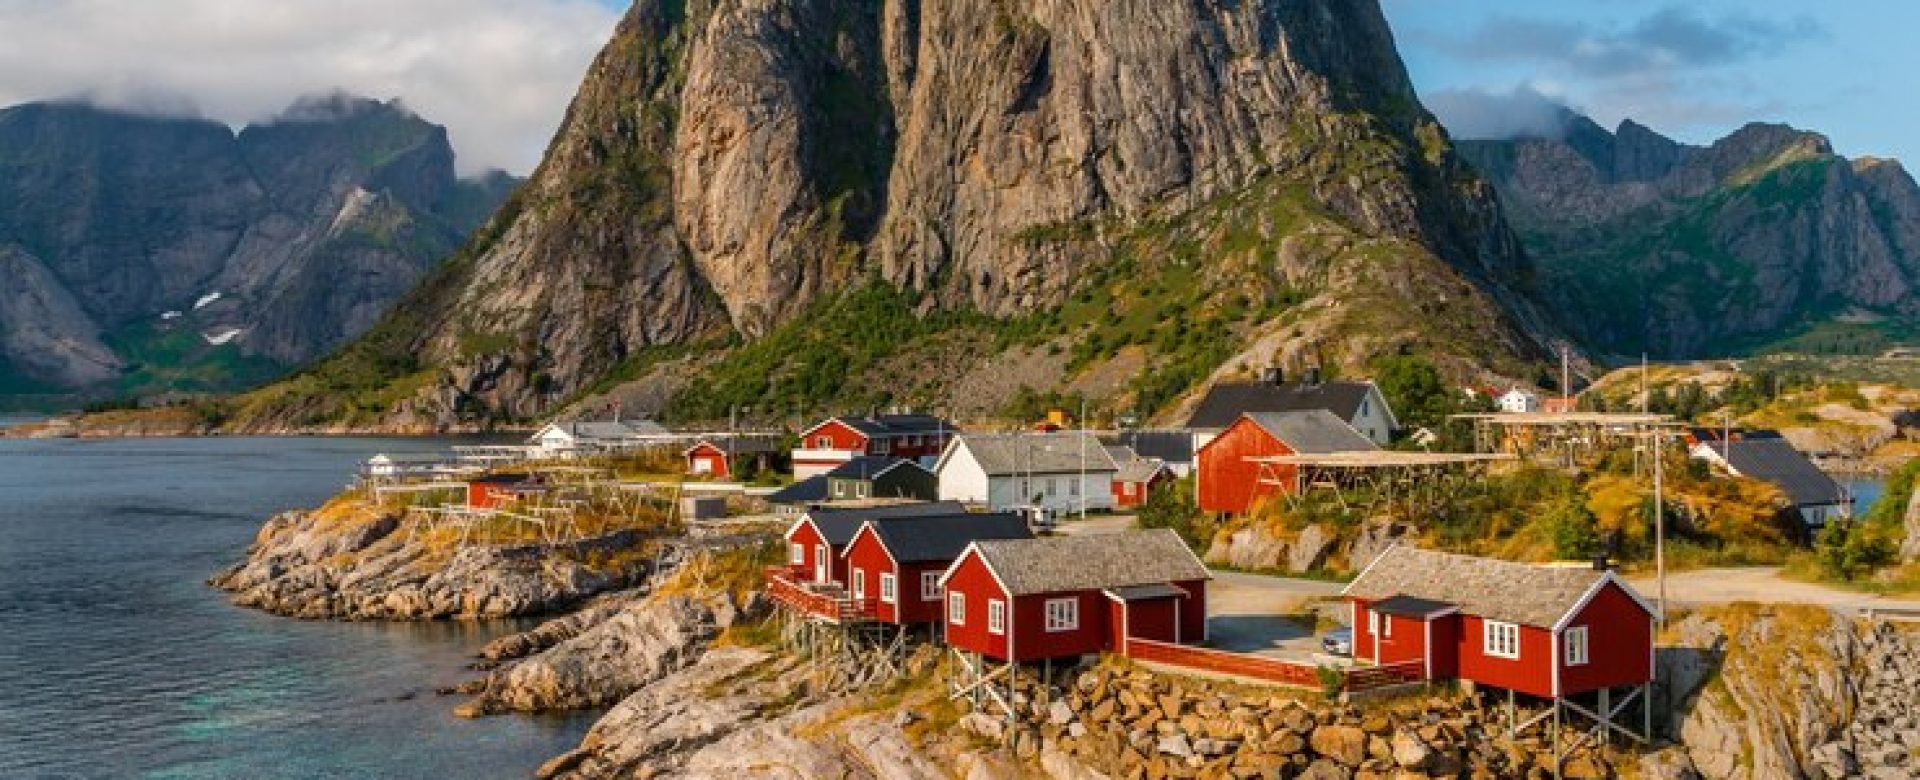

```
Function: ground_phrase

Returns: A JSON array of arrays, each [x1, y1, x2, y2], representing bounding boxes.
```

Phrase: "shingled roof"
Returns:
[[1185, 380, 1384, 430], [1238, 410, 1377, 453], [826, 456, 923, 480], [1707, 439, 1844, 508], [856, 513, 1032, 563], [1343, 546, 1650, 628], [1114, 458, 1169, 484], [800, 501, 968, 545], [824, 414, 956, 437], [1111, 430, 1195, 465], [945, 431, 1119, 476], [955, 529, 1209, 596]]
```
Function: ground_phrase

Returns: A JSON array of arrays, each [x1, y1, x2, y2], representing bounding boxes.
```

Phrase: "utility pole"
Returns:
[[1561, 345, 1572, 409], [1654, 427, 1666, 627], [1079, 398, 1088, 520]]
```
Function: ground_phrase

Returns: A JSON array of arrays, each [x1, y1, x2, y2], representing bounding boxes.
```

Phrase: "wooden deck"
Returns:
[[763, 567, 874, 624], [1125, 637, 1424, 693]]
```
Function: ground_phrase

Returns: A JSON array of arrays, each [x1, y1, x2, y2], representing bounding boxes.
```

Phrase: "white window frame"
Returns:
[[949, 592, 966, 625], [852, 569, 866, 600], [1368, 610, 1380, 637], [789, 543, 803, 565], [921, 572, 941, 601], [1379, 611, 1392, 638], [1069, 478, 1080, 497], [814, 435, 832, 448], [872, 438, 891, 455], [1565, 625, 1589, 666], [1484, 621, 1520, 660], [988, 599, 1006, 635], [880, 573, 897, 604], [1044, 597, 1079, 632]]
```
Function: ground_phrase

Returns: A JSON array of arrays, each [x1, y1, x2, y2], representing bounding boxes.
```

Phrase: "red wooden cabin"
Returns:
[[841, 513, 1031, 624], [779, 501, 967, 587], [792, 414, 957, 479], [1110, 458, 1171, 509], [684, 441, 731, 478], [1343, 546, 1655, 698], [467, 474, 536, 510], [938, 529, 1209, 663], [1194, 410, 1375, 515]]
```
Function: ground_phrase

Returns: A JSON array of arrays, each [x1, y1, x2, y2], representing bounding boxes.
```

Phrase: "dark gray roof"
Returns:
[[963, 529, 1210, 596], [834, 414, 956, 437], [768, 475, 829, 505], [691, 434, 782, 455], [1240, 410, 1378, 453], [826, 457, 924, 481], [802, 501, 968, 545], [947, 432, 1118, 476], [1711, 439, 1844, 507], [1371, 594, 1456, 618], [1184, 380, 1381, 430], [1111, 430, 1194, 464], [1344, 546, 1644, 628], [858, 513, 1032, 563], [1108, 583, 1187, 601]]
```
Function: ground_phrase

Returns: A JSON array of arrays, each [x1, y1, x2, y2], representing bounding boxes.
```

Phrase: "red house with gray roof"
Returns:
[[792, 414, 958, 479], [938, 529, 1209, 663], [841, 513, 1032, 625], [1343, 546, 1655, 698], [780, 501, 968, 587], [1195, 409, 1377, 515]]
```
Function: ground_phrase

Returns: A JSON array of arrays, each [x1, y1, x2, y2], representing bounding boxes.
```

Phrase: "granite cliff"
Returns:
[[231, 0, 1562, 431], [0, 95, 518, 398], [1457, 111, 1920, 359]]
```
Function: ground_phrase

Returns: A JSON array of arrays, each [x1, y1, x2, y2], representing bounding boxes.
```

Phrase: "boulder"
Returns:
[[1310, 725, 1368, 767], [1288, 524, 1335, 572]]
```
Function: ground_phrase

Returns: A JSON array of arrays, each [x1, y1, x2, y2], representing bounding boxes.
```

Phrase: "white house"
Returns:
[[529, 419, 677, 458], [362, 453, 446, 478], [1496, 388, 1542, 414], [1182, 370, 1399, 450], [934, 431, 1119, 514]]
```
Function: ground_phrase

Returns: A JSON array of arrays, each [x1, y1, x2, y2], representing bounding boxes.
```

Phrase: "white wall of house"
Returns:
[[1498, 390, 1541, 414], [1350, 387, 1396, 445], [987, 471, 1116, 512], [936, 443, 991, 505]]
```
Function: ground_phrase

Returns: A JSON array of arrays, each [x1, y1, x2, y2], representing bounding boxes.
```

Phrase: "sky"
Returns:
[[0, 1, 1911, 174]]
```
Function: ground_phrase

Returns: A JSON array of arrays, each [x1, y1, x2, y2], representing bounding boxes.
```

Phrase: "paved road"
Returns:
[[1626, 567, 1920, 613]]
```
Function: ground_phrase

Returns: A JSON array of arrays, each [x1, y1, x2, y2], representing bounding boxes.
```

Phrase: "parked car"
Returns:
[[1321, 627, 1353, 656]]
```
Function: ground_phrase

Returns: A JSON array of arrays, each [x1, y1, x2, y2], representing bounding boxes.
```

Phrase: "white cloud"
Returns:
[[0, 0, 623, 175]]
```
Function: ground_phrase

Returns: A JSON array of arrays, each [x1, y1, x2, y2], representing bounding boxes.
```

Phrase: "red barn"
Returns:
[[841, 512, 1032, 624], [938, 529, 1209, 663], [780, 501, 967, 587], [1343, 546, 1656, 699], [1195, 410, 1376, 515], [1111, 458, 1171, 509], [466, 474, 536, 510], [792, 414, 958, 479], [684, 435, 782, 479]]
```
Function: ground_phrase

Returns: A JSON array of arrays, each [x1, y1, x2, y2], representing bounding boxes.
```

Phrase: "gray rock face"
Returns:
[[1458, 114, 1920, 357], [0, 96, 518, 391], [1901, 488, 1920, 562], [251, 0, 1553, 429]]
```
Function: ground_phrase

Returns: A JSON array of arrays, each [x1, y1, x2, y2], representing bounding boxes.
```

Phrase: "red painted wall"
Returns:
[[1374, 613, 1429, 667], [896, 562, 946, 624], [1010, 589, 1112, 661], [801, 420, 869, 452], [942, 552, 1010, 659], [1123, 598, 1179, 643], [784, 521, 846, 586], [797, 418, 952, 460], [685, 443, 731, 478], [1558, 582, 1654, 694], [467, 480, 524, 510], [843, 529, 896, 621], [1430, 617, 1460, 680], [1175, 579, 1207, 643], [1457, 615, 1556, 698], [1196, 418, 1297, 515], [1111, 471, 1169, 509]]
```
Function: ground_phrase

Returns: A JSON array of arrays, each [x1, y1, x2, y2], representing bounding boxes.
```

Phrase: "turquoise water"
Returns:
[[0, 436, 594, 779]]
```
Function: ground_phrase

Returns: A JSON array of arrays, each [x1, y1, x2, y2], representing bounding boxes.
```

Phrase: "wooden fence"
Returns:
[[1125, 638, 1424, 693]]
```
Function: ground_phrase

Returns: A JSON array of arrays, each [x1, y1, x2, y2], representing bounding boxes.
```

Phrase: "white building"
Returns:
[[1496, 388, 1542, 414], [934, 431, 1119, 514], [529, 419, 678, 458]]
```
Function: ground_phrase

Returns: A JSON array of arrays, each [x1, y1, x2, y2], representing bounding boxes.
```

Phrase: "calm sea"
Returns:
[[0, 435, 593, 779]]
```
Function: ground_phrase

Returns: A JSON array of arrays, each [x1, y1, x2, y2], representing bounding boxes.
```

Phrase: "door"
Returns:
[[815, 544, 829, 583]]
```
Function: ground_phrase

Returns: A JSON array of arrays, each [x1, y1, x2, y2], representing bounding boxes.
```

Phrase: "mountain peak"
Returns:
[[269, 92, 419, 126]]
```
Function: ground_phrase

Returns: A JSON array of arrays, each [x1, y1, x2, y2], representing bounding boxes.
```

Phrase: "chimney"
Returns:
[[1261, 366, 1283, 385], [1304, 366, 1323, 387], [1591, 554, 1611, 572]]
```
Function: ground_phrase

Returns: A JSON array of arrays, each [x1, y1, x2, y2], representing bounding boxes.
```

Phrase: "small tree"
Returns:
[[1137, 477, 1212, 552]]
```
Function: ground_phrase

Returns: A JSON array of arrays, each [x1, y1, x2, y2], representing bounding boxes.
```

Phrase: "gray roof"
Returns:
[[1111, 430, 1194, 464], [545, 419, 672, 441], [802, 501, 969, 545], [858, 513, 1032, 563], [948, 432, 1119, 476], [1185, 380, 1384, 431], [1709, 439, 1844, 507], [1344, 546, 1644, 628], [964, 529, 1210, 596], [826, 457, 924, 481], [833, 414, 956, 437], [768, 475, 829, 505], [691, 434, 782, 455], [1108, 583, 1187, 601], [1114, 458, 1169, 484], [1239, 410, 1378, 453]]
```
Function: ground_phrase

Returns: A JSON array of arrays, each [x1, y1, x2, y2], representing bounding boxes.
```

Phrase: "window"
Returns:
[[1045, 478, 1057, 496], [1565, 626, 1589, 666], [988, 600, 1006, 634], [833, 481, 847, 498], [814, 435, 832, 448], [853, 569, 866, 600], [789, 543, 803, 565], [949, 592, 966, 625], [921, 572, 941, 601], [1379, 612, 1392, 638], [856, 483, 869, 498], [872, 438, 891, 454], [1368, 610, 1379, 637], [1484, 621, 1520, 659], [1069, 479, 1079, 497], [905, 435, 918, 447], [1044, 598, 1079, 632], [1123, 482, 1135, 497], [880, 573, 897, 604]]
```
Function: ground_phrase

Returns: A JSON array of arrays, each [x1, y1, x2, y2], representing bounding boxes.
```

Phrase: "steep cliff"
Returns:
[[0, 96, 519, 396], [232, 0, 1559, 431], [1457, 112, 1920, 359]]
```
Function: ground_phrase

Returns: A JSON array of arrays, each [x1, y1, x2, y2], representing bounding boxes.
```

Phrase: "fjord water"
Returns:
[[0, 436, 592, 778]]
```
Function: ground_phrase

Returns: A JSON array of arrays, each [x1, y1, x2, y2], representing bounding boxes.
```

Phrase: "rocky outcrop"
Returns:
[[1901, 488, 1920, 562], [1205, 517, 1411, 574], [1458, 112, 1920, 358], [1660, 605, 1920, 780], [235, 0, 1559, 431], [0, 96, 518, 394], [208, 501, 648, 620]]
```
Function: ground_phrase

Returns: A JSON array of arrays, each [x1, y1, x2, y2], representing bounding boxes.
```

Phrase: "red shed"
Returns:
[[1195, 410, 1375, 515], [685, 441, 731, 478], [779, 502, 967, 587], [841, 512, 1031, 624], [937, 529, 1209, 663], [467, 474, 535, 510], [1111, 458, 1171, 509], [1343, 546, 1656, 699]]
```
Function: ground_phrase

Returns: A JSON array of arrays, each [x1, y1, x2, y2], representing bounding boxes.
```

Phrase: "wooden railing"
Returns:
[[763, 567, 873, 623], [1125, 638, 1426, 693]]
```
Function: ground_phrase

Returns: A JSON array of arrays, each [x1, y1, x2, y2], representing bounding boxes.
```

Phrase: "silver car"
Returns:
[[1321, 627, 1353, 656]]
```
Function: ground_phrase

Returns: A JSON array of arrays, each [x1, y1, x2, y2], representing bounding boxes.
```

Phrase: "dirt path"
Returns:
[[1626, 567, 1920, 613]]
